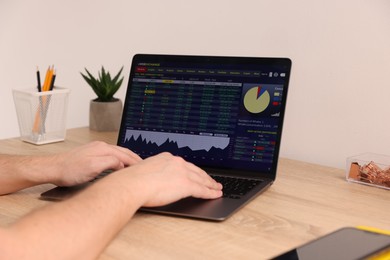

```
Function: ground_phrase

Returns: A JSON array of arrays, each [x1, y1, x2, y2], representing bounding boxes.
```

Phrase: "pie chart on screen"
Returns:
[[243, 86, 270, 113]]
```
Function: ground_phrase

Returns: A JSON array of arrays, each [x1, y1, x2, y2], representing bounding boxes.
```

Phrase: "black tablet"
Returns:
[[271, 227, 390, 260]]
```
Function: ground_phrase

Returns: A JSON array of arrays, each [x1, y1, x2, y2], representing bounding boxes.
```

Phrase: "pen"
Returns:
[[49, 70, 56, 91], [36, 67, 42, 92]]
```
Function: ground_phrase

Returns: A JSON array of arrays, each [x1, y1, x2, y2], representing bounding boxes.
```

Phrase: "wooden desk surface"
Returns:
[[0, 127, 389, 259]]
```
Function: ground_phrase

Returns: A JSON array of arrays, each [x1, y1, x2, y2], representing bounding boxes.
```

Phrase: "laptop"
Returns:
[[41, 54, 292, 221]]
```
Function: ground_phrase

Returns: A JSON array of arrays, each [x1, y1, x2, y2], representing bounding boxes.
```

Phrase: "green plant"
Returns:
[[80, 66, 124, 102]]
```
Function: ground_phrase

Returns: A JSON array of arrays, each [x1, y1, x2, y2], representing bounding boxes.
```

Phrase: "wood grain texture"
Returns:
[[1, 127, 388, 259]]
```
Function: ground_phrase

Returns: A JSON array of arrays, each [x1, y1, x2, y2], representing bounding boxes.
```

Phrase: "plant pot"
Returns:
[[89, 99, 122, 132]]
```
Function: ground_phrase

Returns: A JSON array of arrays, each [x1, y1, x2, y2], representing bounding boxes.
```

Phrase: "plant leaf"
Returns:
[[112, 66, 124, 84], [80, 66, 124, 102]]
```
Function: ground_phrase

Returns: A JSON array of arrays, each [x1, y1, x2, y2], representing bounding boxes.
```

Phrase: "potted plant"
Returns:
[[80, 66, 124, 131]]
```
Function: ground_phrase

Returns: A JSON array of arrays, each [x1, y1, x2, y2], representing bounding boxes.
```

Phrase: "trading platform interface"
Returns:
[[118, 57, 290, 174]]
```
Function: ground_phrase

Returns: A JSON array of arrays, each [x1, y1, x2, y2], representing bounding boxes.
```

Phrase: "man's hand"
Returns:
[[50, 141, 142, 186], [115, 152, 223, 207]]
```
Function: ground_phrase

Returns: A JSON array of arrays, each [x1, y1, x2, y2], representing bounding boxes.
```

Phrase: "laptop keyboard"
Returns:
[[89, 170, 113, 182], [210, 175, 263, 199], [91, 171, 262, 200]]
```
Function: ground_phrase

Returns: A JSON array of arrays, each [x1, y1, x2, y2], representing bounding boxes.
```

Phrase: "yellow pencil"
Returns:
[[42, 66, 51, 91]]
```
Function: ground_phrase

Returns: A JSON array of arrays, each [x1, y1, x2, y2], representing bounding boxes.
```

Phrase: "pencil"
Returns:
[[44, 65, 56, 91], [42, 66, 51, 91]]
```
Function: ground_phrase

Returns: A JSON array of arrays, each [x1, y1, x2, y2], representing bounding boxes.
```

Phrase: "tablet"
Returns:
[[271, 227, 390, 260]]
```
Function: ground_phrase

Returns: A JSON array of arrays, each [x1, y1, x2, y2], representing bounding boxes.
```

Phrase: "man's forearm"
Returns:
[[0, 150, 223, 259], [0, 155, 53, 195], [1, 170, 142, 260], [0, 141, 143, 195]]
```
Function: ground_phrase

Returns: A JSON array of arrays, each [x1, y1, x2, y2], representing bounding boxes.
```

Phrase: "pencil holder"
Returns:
[[13, 87, 70, 145]]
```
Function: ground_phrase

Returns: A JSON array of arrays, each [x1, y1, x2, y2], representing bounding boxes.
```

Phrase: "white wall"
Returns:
[[1, 0, 389, 169]]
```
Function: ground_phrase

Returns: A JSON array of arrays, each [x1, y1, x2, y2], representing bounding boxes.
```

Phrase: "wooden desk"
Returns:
[[0, 127, 389, 259]]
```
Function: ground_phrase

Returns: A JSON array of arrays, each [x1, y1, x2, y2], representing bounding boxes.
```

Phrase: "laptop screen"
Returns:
[[118, 54, 291, 176]]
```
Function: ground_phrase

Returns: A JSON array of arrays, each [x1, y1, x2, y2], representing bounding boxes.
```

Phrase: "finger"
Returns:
[[113, 146, 142, 163], [184, 171, 223, 193], [91, 155, 125, 173], [190, 183, 223, 199], [168, 155, 223, 190], [171, 156, 209, 179], [197, 174, 223, 191], [184, 163, 222, 190], [95, 144, 141, 166]]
